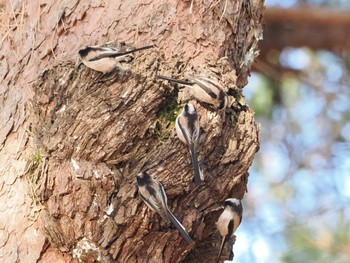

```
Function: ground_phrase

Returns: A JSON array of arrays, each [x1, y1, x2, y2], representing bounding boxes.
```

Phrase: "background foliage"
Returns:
[[234, 0, 350, 262]]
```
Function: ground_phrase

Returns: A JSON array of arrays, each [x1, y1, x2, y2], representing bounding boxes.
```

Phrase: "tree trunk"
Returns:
[[0, 1, 262, 262]]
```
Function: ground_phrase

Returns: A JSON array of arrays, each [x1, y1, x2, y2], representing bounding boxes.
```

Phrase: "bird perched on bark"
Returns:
[[136, 171, 193, 243], [175, 103, 202, 185], [216, 198, 243, 263], [156, 74, 228, 110], [79, 43, 154, 74]]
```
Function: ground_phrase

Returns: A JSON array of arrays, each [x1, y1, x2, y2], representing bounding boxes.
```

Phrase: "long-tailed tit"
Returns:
[[136, 171, 193, 243], [176, 103, 201, 185], [216, 198, 243, 263], [156, 74, 228, 110], [79, 44, 154, 73]]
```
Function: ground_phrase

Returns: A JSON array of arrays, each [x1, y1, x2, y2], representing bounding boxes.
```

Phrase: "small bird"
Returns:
[[216, 198, 243, 263], [156, 74, 228, 110], [176, 103, 201, 185], [136, 171, 193, 243], [79, 44, 154, 73]]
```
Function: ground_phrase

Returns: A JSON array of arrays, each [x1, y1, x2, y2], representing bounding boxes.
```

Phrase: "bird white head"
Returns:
[[185, 103, 196, 114], [225, 198, 242, 208]]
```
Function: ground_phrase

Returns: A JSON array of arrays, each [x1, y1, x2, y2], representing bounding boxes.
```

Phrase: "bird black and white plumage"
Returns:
[[79, 44, 154, 73], [216, 198, 243, 263], [136, 171, 193, 243], [175, 103, 201, 185], [156, 74, 228, 110]]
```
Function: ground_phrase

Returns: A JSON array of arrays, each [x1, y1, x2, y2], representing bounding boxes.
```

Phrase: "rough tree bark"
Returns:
[[0, 0, 262, 262]]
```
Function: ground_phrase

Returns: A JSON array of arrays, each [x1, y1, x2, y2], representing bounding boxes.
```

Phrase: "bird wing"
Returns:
[[89, 51, 124, 61], [177, 115, 193, 146], [192, 76, 218, 99], [139, 190, 160, 212], [177, 114, 201, 185], [157, 181, 168, 208], [192, 123, 200, 150], [138, 181, 165, 218], [197, 76, 222, 91], [90, 45, 154, 61]]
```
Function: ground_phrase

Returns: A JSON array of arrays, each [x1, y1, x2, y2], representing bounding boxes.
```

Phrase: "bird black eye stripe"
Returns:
[[146, 185, 156, 197]]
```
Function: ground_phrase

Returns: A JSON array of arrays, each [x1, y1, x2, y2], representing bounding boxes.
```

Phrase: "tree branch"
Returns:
[[261, 6, 350, 54]]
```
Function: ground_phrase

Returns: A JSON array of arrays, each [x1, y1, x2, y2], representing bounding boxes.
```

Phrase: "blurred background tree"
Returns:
[[235, 0, 350, 262]]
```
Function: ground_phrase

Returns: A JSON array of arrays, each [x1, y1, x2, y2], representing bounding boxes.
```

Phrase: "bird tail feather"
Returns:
[[190, 147, 201, 185], [156, 75, 195, 86], [216, 236, 227, 263], [167, 210, 193, 244]]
